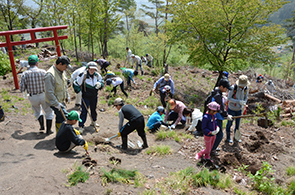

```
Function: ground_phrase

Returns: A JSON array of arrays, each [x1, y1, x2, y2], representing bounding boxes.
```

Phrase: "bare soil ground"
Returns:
[[1, 56, 295, 194]]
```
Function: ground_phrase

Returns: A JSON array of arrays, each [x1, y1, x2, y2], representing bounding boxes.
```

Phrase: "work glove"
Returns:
[[211, 126, 220, 135], [83, 141, 88, 151], [240, 101, 246, 107], [227, 114, 233, 121], [74, 129, 80, 135], [95, 82, 102, 90], [170, 124, 176, 129], [55, 103, 64, 110]]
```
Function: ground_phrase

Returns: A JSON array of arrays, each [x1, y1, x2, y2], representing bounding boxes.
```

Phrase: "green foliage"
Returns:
[[66, 165, 89, 186], [146, 145, 172, 156], [0, 51, 11, 76], [101, 168, 138, 186], [192, 168, 220, 187], [286, 166, 295, 176], [287, 180, 295, 195], [281, 120, 295, 127]]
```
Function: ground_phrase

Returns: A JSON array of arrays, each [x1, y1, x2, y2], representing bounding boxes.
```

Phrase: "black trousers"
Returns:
[[120, 116, 145, 138], [112, 82, 128, 97]]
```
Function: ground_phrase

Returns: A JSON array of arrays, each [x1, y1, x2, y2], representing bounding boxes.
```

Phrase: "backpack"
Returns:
[[0, 105, 5, 122], [225, 84, 248, 110]]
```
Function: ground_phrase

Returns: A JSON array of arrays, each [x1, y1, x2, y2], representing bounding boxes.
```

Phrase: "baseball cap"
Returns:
[[164, 73, 170, 81], [67, 110, 82, 122], [218, 79, 232, 90], [28, 55, 39, 65], [114, 98, 124, 106], [131, 54, 135, 57], [57, 56, 71, 66]]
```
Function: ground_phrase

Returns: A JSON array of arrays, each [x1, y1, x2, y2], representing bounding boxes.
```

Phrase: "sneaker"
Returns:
[[91, 121, 99, 127], [210, 150, 219, 156], [234, 139, 242, 143], [216, 147, 221, 151], [226, 139, 233, 143]]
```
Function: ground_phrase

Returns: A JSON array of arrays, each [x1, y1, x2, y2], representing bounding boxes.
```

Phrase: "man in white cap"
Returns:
[[131, 54, 144, 75], [113, 98, 148, 150], [76, 61, 103, 132], [152, 73, 175, 107], [225, 75, 250, 143]]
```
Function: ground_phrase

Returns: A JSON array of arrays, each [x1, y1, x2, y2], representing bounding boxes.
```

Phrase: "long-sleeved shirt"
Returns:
[[118, 104, 142, 132], [77, 71, 103, 98], [55, 122, 85, 152], [227, 84, 249, 111], [264, 82, 276, 94], [111, 77, 123, 87], [70, 66, 86, 83], [126, 49, 132, 60], [44, 66, 69, 107], [19, 66, 46, 94], [187, 108, 203, 132], [202, 113, 217, 137], [164, 100, 186, 126], [141, 57, 147, 65], [153, 76, 175, 94], [147, 111, 163, 129], [122, 69, 135, 83], [146, 54, 153, 62], [132, 55, 142, 66]]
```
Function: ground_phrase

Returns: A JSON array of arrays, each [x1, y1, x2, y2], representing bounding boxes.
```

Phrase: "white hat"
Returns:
[[131, 54, 135, 57], [236, 75, 250, 87], [87, 61, 98, 70]]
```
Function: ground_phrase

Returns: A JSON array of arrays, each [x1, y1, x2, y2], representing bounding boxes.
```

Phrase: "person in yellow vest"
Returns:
[[45, 56, 71, 133]]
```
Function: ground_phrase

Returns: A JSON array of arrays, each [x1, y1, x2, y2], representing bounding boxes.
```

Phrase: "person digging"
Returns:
[[55, 110, 88, 154], [113, 98, 148, 150]]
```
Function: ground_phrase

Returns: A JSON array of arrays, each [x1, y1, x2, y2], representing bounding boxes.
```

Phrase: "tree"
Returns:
[[140, 0, 165, 36], [167, 0, 288, 84]]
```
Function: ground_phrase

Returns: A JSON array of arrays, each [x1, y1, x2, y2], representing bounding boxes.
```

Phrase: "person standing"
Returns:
[[76, 62, 103, 132], [95, 58, 111, 74], [152, 73, 175, 108], [21, 36, 26, 52], [126, 47, 132, 66], [70, 65, 87, 108], [131, 54, 144, 75], [106, 76, 128, 98], [205, 79, 233, 156], [45, 56, 71, 133], [113, 98, 148, 150], [225, 75, 250, 143], [145, 54, 153, 67], [55, 110, 88, 153], [195, 102, 220, 161], [19, 55, 54, 135]]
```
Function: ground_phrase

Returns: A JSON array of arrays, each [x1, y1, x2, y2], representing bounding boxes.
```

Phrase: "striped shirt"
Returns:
[[20, 66, 46, 95]]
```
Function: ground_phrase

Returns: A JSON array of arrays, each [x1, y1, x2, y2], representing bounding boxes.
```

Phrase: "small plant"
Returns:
[[287, 180, 295, 194], [101, 168, 138, 186], [146, 145, 172, 156], [192, 168, 220, 187], [66, 164, 90, 186], [155, 130, 168, 140], [286, 166, 295, 176], [235, 164, 250, 175]]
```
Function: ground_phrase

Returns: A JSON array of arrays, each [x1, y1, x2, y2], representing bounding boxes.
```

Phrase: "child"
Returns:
[[195, 102, 220, 161], [55, 110, 88, 153], [183, 108, 203, 133], [147, 106, 170, 132]]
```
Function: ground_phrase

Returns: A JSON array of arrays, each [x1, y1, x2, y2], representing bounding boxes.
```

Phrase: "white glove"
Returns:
[[170, 124, 176, 129], [95, 82, 102, 89], [55, 103, 64, 110], [227, 115, 233, 121], [240, 101, 246, 106], [211, 126, 220, 135]]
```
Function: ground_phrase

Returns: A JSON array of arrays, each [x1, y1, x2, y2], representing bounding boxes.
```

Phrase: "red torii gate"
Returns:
[[0, 25, 68, 89]]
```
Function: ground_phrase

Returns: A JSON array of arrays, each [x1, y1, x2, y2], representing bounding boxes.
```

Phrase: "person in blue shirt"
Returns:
[[147, 106, 170, 132], [121, 67, 138, 89], [152, 73, 175, 107]]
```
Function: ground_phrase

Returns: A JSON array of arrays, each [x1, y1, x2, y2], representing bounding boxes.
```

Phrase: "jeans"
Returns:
[[225, 108, 242, 139], [211, 119, 223, 151], [79, 97, 98, 127]]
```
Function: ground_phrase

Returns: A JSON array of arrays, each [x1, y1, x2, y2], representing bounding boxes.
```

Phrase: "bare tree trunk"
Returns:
[[73, 12, 79, 61]]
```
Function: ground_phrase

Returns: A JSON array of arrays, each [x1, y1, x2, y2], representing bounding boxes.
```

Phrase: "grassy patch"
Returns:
[[286, 166, 295, 176], [66, 164, 89, 186], [155, 130, 193, 142], [101, 168, 142, 186], [146, 145, 172, 156]]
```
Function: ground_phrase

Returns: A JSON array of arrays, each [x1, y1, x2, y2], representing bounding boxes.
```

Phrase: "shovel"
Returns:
[[105, 133, 120, 142], [82, 99, 100, 133]]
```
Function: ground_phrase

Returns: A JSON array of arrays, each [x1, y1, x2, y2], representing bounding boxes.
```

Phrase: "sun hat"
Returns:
[[164, 73, 170, 81], [87, 61, 98, 70], [236, 75, 250, 87], [67, 110, 82, 122], [207, 101, 220, 111], [28, 55, 39, 65], [114, 98, 124, 106]]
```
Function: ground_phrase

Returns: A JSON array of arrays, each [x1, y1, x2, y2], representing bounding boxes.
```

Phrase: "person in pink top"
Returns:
[[164, 99, 187, 129], [195, 101, 220, 161]]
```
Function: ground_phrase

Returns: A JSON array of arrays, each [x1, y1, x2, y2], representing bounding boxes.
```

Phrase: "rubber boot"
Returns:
[[38, 115, 45, 130], [56, 123, 62, 134], [141, 135, 148, 149], [121, 136, 128, 150], [46, 120, 53, 135], [141, 70, 144, 76]]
